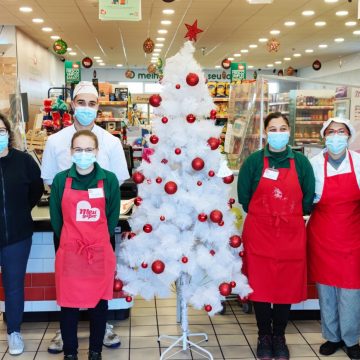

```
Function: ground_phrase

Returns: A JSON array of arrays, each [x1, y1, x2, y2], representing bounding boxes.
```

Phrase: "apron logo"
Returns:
[[76, 201, 100, 222]]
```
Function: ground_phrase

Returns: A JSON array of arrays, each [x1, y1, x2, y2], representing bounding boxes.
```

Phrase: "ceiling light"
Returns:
[[116, 64, 123, 67], [161, 20, 172, 25], [67, 47, 72, 51], [284, 57, 291, 61], [96, 59, 103, 63], [258, 38, 268, 42], [302, 10, 315, 16], [336, 10, 349, 16], [319, 44, 328, 48], [32, 18, 44, 23], [247, 65, 254, 69], [270, 30, 280, 35], [324, 0, 338, 2], [267, 64, 274, 67], [240, 49, 249, 53], [19, 6, 32, 12], [42, 27, 52, 32], [69, 52, 77, 56], [162, 9, 175, 15], [228, 57, 234, 61], [274, 61, 282, 64], [334, 37, 344, 42], [234, 53, 241, 57], [158, 29, 168, 34], [99, 63, 105, 66], [154, 48, 161, 53], [315, 21, 326, 27], [345, 21, 357, 26], [353, 30, 360, 35], [156, 37, 165, 41], [249, 44, 258, 48], [293, 53, 302, 57], [151, 60, 157, 64], [215, 65, 221, 68], [247, 0, 274, 3], [94, 56, 101, 59], [155, 43, 164, 47], [284, 21, 296, 26], [50, 35, 60, 40], [305, 49, 314, 53]]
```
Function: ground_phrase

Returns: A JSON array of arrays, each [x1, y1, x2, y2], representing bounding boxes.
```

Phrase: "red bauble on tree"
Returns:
[[161, 116, 168, 124], [134, 197, 142, 206], [150, 135, 159, 144], [186, 114, 196, 123], [127, 232, 136, 239], [210, 249, 216, 256], [149, 94, 162, 107], [175, 84, 181, 89], [175, 148, 182, 155], [208, 170, 215, 177], [230, 281, 236, 288], [204, 304, 212, 312], [223, 174, 234, 184], [125, 296, 133, 302], [156, 177, 163, 184], [192, 157, 205, 171], [113, 279, 123, 292], [152, 260, 165, 274], [239, 251, 245, 257], [143, 224, 153, 233], [229, 198, 236, 205], [160, 216, 165, 221], [181, 256, 188, 264], [219, 282, 232, 296], [198, 213, 208, 222], [210, 210, 223, 223], [141, 262, 148, 269], [164, 181, 178, 195], [210, 109, 217, 119], [197, 181, 202, 186], [133, 172, 145, 184], [207, 137, 220, 150], [186, 72, 199, 86], [218, 220, 224, 226], [229, 235, 242, 248]]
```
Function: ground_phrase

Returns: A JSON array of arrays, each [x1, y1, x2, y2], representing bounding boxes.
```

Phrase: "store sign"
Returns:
[[230, 62, 247, 81], [65, 61, 81, 84], [131, 93, 152, 103], [99, 0, 142, 21]]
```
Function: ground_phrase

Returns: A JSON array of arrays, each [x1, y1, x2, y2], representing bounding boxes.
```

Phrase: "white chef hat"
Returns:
[[320, 117, 356, 139], [73, 81, 98, 98]]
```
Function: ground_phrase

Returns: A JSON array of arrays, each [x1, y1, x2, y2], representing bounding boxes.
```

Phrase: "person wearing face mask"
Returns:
[[50, 130, 120, 360], [42, 81, 129, 352], [0, 113, 44, 355], [238, 112, 315, 360], [307, 118, 360, 360]]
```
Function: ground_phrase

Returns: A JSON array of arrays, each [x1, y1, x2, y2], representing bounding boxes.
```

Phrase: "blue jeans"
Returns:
[[317, 283, 360, 347], [0, 237, 32, 334]]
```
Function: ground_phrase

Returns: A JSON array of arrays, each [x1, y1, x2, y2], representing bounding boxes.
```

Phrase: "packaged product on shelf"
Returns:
[[115, 87, 128, 101], [216, 82, 226, 97], [225, 82, 230, 97], [207, 81, 217, 97], [98, 82, 112, 101]]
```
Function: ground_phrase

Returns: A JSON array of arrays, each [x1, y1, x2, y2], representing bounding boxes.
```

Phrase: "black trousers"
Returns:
[[253, 301, 291, 336], [60, 300, 108, 355]]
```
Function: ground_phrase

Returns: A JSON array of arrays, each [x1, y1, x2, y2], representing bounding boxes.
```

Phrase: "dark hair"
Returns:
[[0, 112, 14, 149], [71, 130, 99, 149], [264, 112, 290, 129]]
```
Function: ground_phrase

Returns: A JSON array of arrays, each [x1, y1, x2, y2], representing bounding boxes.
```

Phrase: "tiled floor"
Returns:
[[0, 297, 349, 360]]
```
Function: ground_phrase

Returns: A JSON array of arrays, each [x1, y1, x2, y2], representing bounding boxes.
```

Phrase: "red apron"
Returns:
[[55, 177, 116, 308], [242, 156, 307, 304], [307, 152, 360, 289]]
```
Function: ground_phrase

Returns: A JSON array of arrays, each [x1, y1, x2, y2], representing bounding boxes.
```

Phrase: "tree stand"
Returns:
[[158, 273, 214, 360]]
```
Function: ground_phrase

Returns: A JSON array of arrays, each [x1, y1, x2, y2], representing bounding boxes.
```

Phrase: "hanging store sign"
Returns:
[[65, 61, 81, 84], [230, 62, 247, 82], [99, 0, 142, 21]]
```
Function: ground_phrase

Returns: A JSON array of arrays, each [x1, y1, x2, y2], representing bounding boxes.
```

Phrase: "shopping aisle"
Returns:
[[0, 296, 347, 360]]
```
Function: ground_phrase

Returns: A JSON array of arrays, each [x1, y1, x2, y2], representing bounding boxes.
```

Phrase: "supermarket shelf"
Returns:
[[296, 106, 333, 110], [269, 101, 289, 106], [296, 121, 324, 125], [96, 117, 124, 122], [213, 97, 229, 102], [295, 138, 321, 143], [99, 101, 127, 106]]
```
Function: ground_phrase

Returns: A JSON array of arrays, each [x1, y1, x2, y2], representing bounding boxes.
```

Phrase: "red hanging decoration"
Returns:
[[267, 38, 281, 53], [184, 20, 203, 42], [149, 94, 162, 107], [219, 282, 232, 296], [164, 181, 178, 195], [143, 38, 155, 54], [152, 260, 165, 274], [113, 279, 123, 292], [186, 73, 199, 86]]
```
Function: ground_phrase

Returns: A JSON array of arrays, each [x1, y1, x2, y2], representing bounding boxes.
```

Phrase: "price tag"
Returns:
[[263, 168, 279, 180], [88, 188, 104, 199]]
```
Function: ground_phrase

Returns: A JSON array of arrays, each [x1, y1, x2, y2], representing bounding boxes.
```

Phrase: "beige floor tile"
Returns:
[[286, 322, 301, 334], [293, 321, 322, 333], [131, 307, 156, 317], [21, 322, 48, 330], [131, 315, 157, 326], [47, 322, 60, 329], [35, 351, 63, 360], [192, 346, 223, 359], [244, 334, 258, 346], [217, 334, 248, 346], [302, 332, 325, 344], [212, 315, 238, 324], [157, 315, 178, 325], [236, 314, 257, 324], [156, 299, 177, 307], [187, 324, 215, 335], [159, 325, 182, 336], [288, 344, 318, 357], [214, 324, 243, 335], [131, 347, 160, 360], [19, 329, 45, 340], [0, 340, 8, 352], [133, 299, 155, 308], [156, 307, 177, 316], [189, 334, 219, 347], [188, 307, 207, 316], [131, 336, 159, 348], [131, 325, 158, 337], [109, 318, 130, 327], [22, 339, 42, 352], [241, 324, 258, 335], [222, 345, 254, 359], [102, 348, 129, 359], [188, 315, 211, 325], [3, 351, 36, 360], [285, 333, 308, 345]]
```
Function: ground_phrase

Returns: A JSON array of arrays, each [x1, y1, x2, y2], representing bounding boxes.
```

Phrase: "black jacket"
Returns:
[[0, 149, 44, 247]]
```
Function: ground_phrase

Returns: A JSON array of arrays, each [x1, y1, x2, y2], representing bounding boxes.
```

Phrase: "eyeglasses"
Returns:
[[72, 147, 95, 153], [325, 129, 349, 136], [0, 128, 8, 136]]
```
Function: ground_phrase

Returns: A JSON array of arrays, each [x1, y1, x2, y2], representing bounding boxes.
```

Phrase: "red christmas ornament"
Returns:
[[133, 172, 145, 184], [223, 174, 235, 184], [125, 296, 133, 302], [229, 198, 236, 205], [143, 38, 155, 54], [184, 20, 203, 42], [210, 109, 217, 119], [208, 170, 215, 177], [143, 224, 153, 233], [127, 232, 136, 239], [160, 216, 165, 221], [161, 159, 168, 164], [113, 279, 123, 292], [186, 114, 196, 123], [164, 181, 178, 195], [229, 235, 242, 248], [218, 220, 225, 226], [239, 251, 245, 257], [156, 177, 163, 184], [161, 116, 168, 124], [230, 281, 236, 288], [181, 256, 188, 264], [204, 304, 212, 312], [219, 282, 232, 296], [175, 84, 181, 89], [210, 250, 216, 256], [152, 260, 165, 274], [150, 135, 159, 144], [134, 197, 142, 206], [207, 137, 220, 150], [210, 210, 223, 223], [192, 157, 205, 171], [197, 181, 202, 186], [141, 262, 148, 269], [186, 73, 199, 86], [198, 213, 208, 222], [175, 148, 182, 155], [149, 94, 162, 107]]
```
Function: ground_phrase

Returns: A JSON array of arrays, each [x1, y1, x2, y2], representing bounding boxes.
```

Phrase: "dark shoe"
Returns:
[[256, 335, 273, 360], [273, 335, 290, 360], [345, 344, 360, 359], [88, 350, 102, 360], [64, 356, 78, 360], [319, 340, 345, 356]]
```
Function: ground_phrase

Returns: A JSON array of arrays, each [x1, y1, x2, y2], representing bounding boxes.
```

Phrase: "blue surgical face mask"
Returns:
[[267, 131, 290, 150], [71, 152, 96, 170], [74, 107, 97, 126], [0, 134, 9, 153], [325, 134, 349, 155]]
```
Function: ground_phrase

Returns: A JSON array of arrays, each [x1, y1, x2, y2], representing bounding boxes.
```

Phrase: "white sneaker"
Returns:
[[103, 323, 121, 348], [47, 330, 63, 354], [7, 332, 24, 355]]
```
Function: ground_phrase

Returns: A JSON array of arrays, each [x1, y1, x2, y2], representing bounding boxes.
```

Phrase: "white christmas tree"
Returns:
[[117, 41, 251, 357]]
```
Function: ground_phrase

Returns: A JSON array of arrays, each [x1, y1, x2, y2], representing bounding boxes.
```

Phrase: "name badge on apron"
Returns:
[[263, 168, 279, 181], [88, 188, 104, 199]]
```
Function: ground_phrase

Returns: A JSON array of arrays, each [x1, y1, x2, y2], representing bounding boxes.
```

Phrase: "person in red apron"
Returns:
[[50, 130, 120, 360], [307, 118, 360, 360], [238, 112, 315, 360]]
